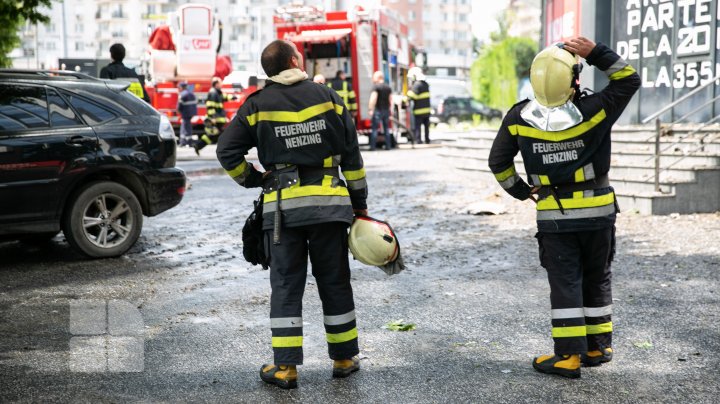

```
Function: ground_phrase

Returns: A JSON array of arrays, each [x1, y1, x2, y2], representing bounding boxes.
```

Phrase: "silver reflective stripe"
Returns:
[[584, 305, 612, 317], [324, 310, 356, 326], [332, 154, 342, 166], [583, 190, 594, 198], [583, 163, 596, 180], [264, 195, 351, 213], [531, 175, 541, 186], [347, 178, 367, 190], [551, 308, 584, 319], [605, 59, 628, 76], [271, 317, 303, 328], [500, 173, 521, 190], [537, 203, 616, 221]]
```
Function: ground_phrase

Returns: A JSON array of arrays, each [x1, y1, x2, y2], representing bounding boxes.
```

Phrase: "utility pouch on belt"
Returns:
[[537, 174, 610, 214], [242, 191, 268, 269], [263, 166, 300, 245]]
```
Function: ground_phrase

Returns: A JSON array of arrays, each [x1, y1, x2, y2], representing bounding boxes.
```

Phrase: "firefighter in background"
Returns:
[[216, 39, 368, 389], [488, 37, 640, 378], [194, 77, 234, 155], [100, 43, 150, 103], [327, 70, 357, 116], [407, 67, 431, 144]]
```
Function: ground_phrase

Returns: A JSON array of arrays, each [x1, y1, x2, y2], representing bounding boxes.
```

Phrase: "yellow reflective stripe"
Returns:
[[539, 175, 551, 185], [326, 327, 358, 343], [206, 101, 223, 107], [342, 168, 365, 181], [552, 326, 587, 338], [609, 65, 636, 80], [586, 322, 613, 334], [245, 102, 342, 126], [414, 107, 431, 115], [538, 192, 615, 210], [574, 168, 585, 199], [201, 135, 212, 144], [263, 182, 350, 203], [226, 161, 248, 178], [508, 110, 607, 142], [407, 90, 417, 98], [494, 165, 516, 182], [323, 156, 334, 168], [415, 92, 430, 99], [127, 82, 144, 98], [272, 336, 303, 348]]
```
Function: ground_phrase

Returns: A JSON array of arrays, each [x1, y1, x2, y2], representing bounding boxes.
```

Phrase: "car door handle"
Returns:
[[65, 136, 96, 146]]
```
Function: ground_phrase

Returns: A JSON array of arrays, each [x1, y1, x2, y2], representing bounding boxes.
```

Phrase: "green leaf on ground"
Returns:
[[634, 340, 654, 349], [383, 320, 416, 332]]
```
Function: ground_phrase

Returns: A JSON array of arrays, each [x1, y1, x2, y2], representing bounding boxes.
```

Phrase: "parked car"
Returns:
[[434, 96, 502, 126], [0, 70, 186, 258]]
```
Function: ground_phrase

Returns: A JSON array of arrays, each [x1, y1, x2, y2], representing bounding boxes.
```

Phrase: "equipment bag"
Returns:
[[242, 191, 268, 269]]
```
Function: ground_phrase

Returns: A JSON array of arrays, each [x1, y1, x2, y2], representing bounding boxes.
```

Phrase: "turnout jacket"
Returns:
[[206, 87, 231, 123], [488, 43, 640, 232], [328, 78, 357, 111], [216, 69, 368, 230], [407, 80, 431, 117], [99, 61, 150, 103]]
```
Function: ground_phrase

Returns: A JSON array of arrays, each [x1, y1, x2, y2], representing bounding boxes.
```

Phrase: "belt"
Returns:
[[537, 174, 610, 215]]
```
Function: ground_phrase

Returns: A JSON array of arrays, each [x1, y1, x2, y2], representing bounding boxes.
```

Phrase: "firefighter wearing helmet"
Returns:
[[488, 37, 640, 378], [216, 40, 368, 389], [407, 66, 432, 144]]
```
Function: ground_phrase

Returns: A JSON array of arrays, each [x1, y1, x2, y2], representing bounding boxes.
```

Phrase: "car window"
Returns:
[[470, 100, 486, 110], [47, 88, 84, 128], [61, 91, 117, 125], [0, 84, 49, 131]]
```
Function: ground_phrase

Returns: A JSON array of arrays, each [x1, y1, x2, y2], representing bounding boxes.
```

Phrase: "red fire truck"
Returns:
[[274, 3, 414, 139], [144, 3, 259, 133]]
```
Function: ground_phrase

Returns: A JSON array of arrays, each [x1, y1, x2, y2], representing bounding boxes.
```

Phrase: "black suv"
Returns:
[[434, 96, 503, 125], [0, 70, 186, 258]]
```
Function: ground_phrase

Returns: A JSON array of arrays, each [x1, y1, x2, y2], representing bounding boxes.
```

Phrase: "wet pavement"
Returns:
[[1, 137, 719, 403]]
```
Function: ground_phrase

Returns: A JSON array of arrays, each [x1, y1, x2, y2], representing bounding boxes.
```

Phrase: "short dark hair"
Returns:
[[109, 43, 125, 62], [336, 70, 345, 78], [261, 40, 297, 77]]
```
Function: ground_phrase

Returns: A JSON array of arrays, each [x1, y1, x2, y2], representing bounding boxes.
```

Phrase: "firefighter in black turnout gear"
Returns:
[[488, 37, 640, 378], [194, 77, 233, 155], [327, 70, 358, 116], [216, 40, 368, 389], [407, 67, 431, 144]]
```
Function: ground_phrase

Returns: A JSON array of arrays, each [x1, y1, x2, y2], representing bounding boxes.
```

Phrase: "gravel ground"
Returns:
[[1, 142, 718, 403]]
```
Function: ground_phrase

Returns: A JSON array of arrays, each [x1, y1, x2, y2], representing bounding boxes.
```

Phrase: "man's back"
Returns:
[[100, 62, 149, 102], [372, 82, 392, 111]]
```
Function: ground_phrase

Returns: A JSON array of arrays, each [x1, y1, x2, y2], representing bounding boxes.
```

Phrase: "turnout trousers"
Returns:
[[265, 222, 359, 365], [536, 226, 615, 355]]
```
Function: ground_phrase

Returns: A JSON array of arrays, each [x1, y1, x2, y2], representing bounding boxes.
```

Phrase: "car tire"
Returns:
[[448, 116, 460, 126], [63, 181, 143, 258]]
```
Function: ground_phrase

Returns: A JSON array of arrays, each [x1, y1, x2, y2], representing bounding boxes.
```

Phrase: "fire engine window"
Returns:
[[303, 41, 350, 59]]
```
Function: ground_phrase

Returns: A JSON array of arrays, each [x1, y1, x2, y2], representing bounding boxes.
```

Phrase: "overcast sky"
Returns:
[[470, 0, 510, 42]]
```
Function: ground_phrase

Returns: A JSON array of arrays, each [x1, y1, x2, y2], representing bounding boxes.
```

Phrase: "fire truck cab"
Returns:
[[274, 4, 413, 139]]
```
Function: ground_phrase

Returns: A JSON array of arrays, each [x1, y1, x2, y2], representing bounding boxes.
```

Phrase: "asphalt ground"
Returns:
[[1, 140, 719, 403]]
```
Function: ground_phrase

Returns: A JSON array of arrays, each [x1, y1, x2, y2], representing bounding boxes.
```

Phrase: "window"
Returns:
[[61, 92, 116, 125], [0, 85, 49, 131], [47, 89, 83, 128], [75, 42, 84, 52], [46, 42, 56, 51], [409, 11, 416, 21]]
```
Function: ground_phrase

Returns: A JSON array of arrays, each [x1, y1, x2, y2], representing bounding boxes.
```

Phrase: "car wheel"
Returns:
[[63, 181, 143, 258], [448, 116, 460, 126]]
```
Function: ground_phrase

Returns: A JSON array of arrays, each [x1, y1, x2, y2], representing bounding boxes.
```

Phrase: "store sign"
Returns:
[[545, 0, 581, 46], [615, 0, 719, 89]]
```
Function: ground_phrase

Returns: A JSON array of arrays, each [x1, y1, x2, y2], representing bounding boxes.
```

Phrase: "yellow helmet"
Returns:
[[530, 45, 578, 107], [348, 216, 399, 266]]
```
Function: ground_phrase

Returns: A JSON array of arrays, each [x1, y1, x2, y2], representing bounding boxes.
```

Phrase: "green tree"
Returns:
[[0, 0, 52, 67]]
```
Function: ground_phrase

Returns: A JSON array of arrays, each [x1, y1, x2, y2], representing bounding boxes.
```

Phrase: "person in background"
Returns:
[[100, 43, 150, 103], [368, 71, 393, 151], [177, 82, 198, 147]]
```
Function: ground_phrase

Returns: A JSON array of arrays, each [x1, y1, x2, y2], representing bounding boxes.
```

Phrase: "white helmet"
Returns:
[[408, 66, 425, 82], [348, 216, 399, 266]]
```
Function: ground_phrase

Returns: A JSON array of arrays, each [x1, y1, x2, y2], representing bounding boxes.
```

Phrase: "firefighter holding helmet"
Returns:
[[488, 37, 640, 378], [216, 39, 368, 389]]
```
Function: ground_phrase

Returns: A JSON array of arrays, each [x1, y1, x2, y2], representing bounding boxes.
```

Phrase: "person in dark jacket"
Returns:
[[99, 43, 150, 103], [216, 39, 368, 389], [407, 67, 431, 144], [194, 77, 233, 155], [177, 82, 198, 147], [327, 70, 357, 115], [488, 37, 640, 379]]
